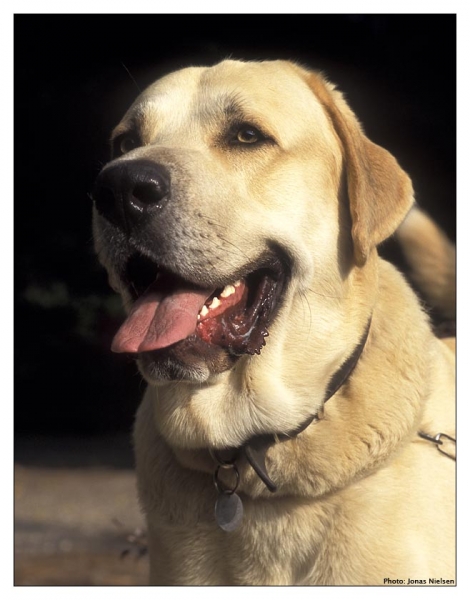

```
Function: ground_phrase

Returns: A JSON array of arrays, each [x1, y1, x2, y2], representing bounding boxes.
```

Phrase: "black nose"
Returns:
[[93, 160, 171, 230]]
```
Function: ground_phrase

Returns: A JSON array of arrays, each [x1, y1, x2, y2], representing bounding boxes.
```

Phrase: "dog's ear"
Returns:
[[305, 71, 414, 265]]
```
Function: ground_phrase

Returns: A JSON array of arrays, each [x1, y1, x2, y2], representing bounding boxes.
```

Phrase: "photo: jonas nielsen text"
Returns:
[[383, 578, 455, 585]]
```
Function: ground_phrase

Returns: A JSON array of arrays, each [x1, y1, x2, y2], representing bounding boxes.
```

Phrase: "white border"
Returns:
[[5, 4, 467, 599]]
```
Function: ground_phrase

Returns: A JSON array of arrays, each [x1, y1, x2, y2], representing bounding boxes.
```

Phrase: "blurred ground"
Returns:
[[14, 434, 148, 586]]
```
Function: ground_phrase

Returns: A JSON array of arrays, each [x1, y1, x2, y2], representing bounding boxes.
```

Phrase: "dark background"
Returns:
[[14, 14, 456, 438]]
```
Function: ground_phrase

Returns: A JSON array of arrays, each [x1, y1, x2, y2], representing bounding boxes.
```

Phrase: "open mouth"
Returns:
[[111, 252, 286, 357]]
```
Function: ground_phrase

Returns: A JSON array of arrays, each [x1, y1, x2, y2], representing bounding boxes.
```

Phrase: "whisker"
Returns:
[[121, 62, 142, 93], [299, 290, 313, 339], [307, 288, 346, 301]]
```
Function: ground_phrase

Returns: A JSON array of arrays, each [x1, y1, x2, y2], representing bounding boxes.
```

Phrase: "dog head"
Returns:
[[93, 60, 413, 388]]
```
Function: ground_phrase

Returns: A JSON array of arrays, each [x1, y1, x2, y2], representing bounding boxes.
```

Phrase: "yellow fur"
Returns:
[[94, 60, 455, 585], [397, 206, 455, 319]]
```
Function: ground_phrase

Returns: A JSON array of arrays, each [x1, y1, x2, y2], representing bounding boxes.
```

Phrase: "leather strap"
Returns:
[[238, 318, 372, 492]]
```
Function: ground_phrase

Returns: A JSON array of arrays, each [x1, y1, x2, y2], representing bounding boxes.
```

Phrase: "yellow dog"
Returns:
[[93, 60, 455, 585]]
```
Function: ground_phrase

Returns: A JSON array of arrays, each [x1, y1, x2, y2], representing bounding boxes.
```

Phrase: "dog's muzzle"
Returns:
[[93, 159, 171, 232], [92, 155, 289, 371]]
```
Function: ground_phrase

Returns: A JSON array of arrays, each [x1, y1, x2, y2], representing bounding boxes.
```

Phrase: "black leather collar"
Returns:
[[211, 318, 372, 493]]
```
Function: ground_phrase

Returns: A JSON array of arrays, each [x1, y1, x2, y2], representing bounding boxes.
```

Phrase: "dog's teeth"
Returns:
[[200, 305, 209, 317], [209, 297, 221, 310], [234, 280, 241, 288], [220, 284, 236, 298]]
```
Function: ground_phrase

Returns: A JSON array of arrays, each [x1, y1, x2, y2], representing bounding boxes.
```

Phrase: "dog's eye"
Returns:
[[228, 124, 274, 148], [119, 135, 139, 154], [236, 126, 262, 144], [112, 133, 139, 157]]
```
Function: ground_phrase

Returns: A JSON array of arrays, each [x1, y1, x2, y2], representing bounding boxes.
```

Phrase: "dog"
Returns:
[[92, 60, 455, 585]]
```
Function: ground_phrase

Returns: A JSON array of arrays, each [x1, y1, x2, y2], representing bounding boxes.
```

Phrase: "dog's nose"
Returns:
[[93, 160, 171, 230]]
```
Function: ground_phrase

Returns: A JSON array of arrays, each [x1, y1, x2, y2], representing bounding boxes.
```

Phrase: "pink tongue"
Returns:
[[111, 287, 212, 353]]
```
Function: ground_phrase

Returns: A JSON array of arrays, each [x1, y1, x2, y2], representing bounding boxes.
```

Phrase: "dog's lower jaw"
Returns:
[[137, 346, 235, 384], [143, 286, 375, 450]]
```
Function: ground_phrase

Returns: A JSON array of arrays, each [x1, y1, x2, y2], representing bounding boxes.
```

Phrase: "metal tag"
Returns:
[[215, 492, 244, 532]]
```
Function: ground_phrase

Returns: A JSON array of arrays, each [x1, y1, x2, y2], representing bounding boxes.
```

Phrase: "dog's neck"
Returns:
[[210, 316, 372, 493]]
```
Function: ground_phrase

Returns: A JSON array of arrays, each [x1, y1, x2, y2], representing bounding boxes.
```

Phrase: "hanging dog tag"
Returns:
[[215, 492, 244, 532], [211, 454, 244, 531]]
